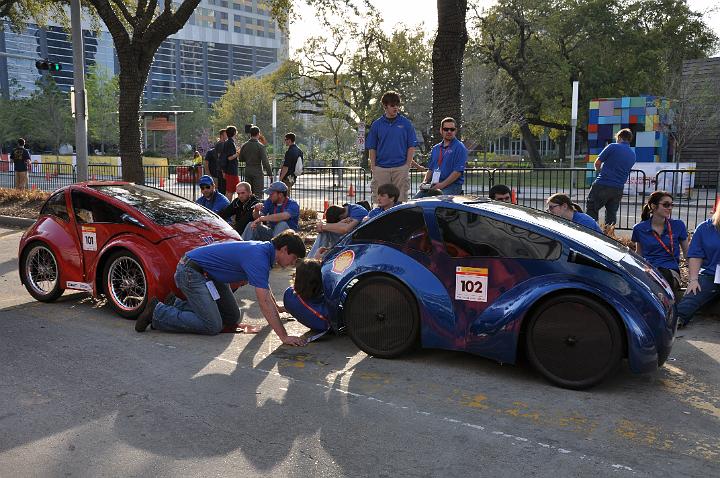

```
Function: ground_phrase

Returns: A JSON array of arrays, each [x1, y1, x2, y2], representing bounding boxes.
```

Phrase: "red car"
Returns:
[[18, 182, 241, 318]]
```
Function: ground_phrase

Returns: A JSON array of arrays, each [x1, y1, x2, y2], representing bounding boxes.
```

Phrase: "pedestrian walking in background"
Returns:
[[240, 125, 273, 197], [279, 132, 303, 191], [12, 138, 31, 190], [214, 128, 228, 195], [586, 128, 636, 226], [366, 91, 417, 203], [222, 126, 240, 199]]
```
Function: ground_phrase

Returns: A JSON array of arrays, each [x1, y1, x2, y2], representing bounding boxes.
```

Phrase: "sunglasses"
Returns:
[[200, 185, 212, 190], [659, 202, 673, 208], [546, 203, 561, 211], [442, 127, 456, 132]]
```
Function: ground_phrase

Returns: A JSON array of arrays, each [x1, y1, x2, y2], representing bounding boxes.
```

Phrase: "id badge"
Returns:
[[715, 267, 720, 285], [206, 280, 221, 300], [431, 169, 441, 184]]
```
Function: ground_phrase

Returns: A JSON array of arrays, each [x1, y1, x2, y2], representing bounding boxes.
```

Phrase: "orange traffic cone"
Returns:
[[511, 189, 517, 204], [31, 184, 36, 190], [323, 200, 329, 219], [159, 177, 165, 188], [713, 194, 720, 213], [347, 184, 355, 197]]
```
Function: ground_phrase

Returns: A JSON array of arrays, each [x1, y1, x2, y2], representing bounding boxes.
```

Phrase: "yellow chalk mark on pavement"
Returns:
[[460, 393, 489, 409], [661, 364, 720, 420], [614, 418, 720, 463]]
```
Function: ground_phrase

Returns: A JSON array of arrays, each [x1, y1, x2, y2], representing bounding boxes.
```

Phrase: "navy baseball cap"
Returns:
[[199, 175, 214, 186], [264, 181, 288, 195]]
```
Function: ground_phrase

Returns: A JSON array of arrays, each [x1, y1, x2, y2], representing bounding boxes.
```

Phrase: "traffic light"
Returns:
[[35, 59, 61, 72]]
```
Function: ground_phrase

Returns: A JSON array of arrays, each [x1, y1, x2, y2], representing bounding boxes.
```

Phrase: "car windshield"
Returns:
[[91, 184, 218, 226]]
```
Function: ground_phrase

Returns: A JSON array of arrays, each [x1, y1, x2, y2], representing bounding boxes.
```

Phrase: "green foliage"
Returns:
[[27, 76, 73, 154], [86, 64, 119, 152]]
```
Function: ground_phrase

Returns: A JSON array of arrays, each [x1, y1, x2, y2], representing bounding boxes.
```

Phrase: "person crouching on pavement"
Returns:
[[242, 181, 300, 240], [308, 203, 369, 258], [135, 230, 307, 346], [283, 259, 332, 333], [195, 175, 230, 214]]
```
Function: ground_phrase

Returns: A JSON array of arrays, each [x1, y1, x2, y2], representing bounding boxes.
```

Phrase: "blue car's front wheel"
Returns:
[[525, 293, 623, 390], [344, 276, 420, 358]]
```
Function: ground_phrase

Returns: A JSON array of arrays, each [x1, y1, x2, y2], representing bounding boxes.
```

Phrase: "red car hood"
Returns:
[[158, 218, 241, 251]]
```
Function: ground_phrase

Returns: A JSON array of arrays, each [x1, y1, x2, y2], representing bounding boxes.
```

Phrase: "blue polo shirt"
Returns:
[[632, 218, 687, 271], [367, 202, 401, 219], [594, 142, 636, 189], [186, 241, 275, 288], [573, 211, 602, 233], [427, 138, 468, 185], [366, 114, 417, 168], [687, 219, 720, 276], [347, 203, 369, 222], [262, 197, 300, 230], [196, 190, 230, 214]]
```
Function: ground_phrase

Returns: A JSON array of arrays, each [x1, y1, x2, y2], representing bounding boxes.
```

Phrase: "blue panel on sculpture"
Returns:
[[589, 110, 599, 123], [621, 110, 630, 123], [621, 97, 630, 108], [588, 133, 598, 141], [590, 147, 604, 155], [635, 147, 654, 162], [598, 116, 621, 124]]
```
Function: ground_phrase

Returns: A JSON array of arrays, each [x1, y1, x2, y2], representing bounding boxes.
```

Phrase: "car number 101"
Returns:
[[455, 267, 488, 302]]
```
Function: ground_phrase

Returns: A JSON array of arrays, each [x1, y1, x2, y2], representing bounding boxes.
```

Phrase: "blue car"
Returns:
[[321, 196, 676, 389]]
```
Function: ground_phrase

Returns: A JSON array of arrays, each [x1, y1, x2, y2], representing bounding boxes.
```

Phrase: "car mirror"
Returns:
[[121, 213, 145, 228]]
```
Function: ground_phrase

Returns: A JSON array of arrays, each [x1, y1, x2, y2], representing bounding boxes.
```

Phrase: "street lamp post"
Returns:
[[570, 81, 579, 192], [171, 105, 180, 162]]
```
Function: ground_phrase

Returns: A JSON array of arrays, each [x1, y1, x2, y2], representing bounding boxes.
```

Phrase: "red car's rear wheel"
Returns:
[[103, 250, 148, 319], [21, 242, 63, 302]]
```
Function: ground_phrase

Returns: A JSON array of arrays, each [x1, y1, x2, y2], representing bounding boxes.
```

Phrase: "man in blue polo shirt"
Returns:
[[135, 231, 307, 345], [366, 91, 417, 203], [586, 128, 636, 226], [195, 175, 230, 214], [308, 202, 369, 258], [242, 181, 300, 240], [415, 117, 467, 197]]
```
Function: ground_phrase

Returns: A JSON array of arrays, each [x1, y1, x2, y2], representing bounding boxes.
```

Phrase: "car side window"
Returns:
[[435, 207, 562, 260], [71, 190, 124, 224], [40, 191, 70, 221], [352, 207, 431, 254]]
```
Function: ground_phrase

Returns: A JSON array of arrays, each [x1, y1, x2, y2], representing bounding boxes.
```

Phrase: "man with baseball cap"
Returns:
[[242, 181, 301, 241], [195, 175, 230, 214]]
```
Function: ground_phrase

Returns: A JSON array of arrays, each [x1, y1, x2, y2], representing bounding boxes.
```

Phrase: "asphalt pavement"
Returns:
[[1, 225, 719, 477]]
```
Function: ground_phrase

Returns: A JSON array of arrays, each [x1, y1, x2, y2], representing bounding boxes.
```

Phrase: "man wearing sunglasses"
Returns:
[[415, 117, 468, 198], [196, 175, 230, 214]]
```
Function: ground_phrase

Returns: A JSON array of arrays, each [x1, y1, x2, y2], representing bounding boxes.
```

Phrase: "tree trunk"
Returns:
[[557, 135, 566, 162], [519, 118, 542, 167], [117, 59, 148, 184], [432, 0, 468, 146]]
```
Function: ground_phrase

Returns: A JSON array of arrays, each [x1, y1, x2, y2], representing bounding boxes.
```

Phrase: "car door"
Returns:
[[432, 206, 562, 352], [70, 189, 127, 280]]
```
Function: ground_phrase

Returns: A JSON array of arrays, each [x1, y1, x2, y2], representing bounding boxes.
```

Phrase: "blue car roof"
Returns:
[[402, 196, 630, 262]]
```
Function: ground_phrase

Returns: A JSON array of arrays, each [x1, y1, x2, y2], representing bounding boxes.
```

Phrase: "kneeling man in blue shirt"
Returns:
[[135, 231, 307, 346]]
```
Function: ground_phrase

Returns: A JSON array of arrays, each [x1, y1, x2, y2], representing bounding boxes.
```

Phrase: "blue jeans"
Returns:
[[677, 274, 720, 325], [242, 221, 290, 241], [414, 182, 463, 198], [308, 231, 343, 258], [152, 262, 240, 335], [586, 183, 623, 226]]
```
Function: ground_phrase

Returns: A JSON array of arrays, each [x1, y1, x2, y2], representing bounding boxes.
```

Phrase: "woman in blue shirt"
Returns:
[[677, 206, 720, 327], [631, 191, 688, 300], [283, 259, 332, 332], [545, 193, 603, 233]]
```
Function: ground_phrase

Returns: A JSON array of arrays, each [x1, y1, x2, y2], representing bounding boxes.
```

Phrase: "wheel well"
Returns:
[[518, 289, 628, 358], [95, 246, 132, 291], [342, 272, 420, 311]]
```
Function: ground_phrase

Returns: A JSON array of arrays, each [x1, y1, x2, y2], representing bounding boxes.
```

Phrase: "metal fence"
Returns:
[[2, 162, 718, 231]]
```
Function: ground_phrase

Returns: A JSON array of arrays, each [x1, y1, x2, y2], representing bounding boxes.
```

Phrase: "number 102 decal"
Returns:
[[455, 267, 488, 302]]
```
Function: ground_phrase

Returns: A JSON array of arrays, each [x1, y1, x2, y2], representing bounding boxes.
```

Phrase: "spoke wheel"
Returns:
[[21, 243, 63, 302], [344, 276, 420, 358], [103, 251, 148, 318], [525, 293, 623, 390]]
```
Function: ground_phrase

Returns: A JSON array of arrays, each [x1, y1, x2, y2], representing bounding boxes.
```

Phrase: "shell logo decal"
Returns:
[[332, 250, 355, 274]]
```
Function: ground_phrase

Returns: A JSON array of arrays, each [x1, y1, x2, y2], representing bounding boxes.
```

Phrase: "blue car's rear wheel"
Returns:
[[525, 294, 623, 389], [344, 276, 420, 358]]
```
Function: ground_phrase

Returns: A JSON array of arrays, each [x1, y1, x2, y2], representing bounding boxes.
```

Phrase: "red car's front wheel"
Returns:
[[21, 242, 63, 302], [103, 250, 148, 319]]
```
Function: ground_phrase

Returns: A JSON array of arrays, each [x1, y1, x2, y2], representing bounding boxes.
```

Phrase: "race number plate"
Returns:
[[81, 226, 97, 251], [455, 267, 488, 302]]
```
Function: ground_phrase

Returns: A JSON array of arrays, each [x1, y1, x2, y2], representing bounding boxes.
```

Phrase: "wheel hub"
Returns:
[[565, 335, 577, 346], [375, 313, 386, 322]]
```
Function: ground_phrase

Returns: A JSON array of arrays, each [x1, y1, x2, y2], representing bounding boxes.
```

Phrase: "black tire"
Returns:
[[102, 250, 148, 319], [525, 293, 623, 390], [344, 276, 420, 358], [20, 242, 63, 302]]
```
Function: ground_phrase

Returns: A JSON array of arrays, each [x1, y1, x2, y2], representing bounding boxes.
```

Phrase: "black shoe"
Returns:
[[135, 297, 159, 332], [164, 292, 177, 306]]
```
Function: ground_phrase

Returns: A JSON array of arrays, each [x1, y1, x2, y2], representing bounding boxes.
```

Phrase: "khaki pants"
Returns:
[[15, 171, 28, 190], [371, 164, 410, 203]]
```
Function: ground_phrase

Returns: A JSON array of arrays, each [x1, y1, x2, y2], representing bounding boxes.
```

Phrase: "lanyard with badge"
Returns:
[[432, 145, 446, 184], [273, 197, 288, 215], [651, 219, 674, 260]]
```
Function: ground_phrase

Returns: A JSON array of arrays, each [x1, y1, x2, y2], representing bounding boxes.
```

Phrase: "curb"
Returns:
[[0, 215, 35, 229]]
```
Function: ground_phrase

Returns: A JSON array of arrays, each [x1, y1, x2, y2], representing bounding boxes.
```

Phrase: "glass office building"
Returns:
[[0, 0, 288, 103]]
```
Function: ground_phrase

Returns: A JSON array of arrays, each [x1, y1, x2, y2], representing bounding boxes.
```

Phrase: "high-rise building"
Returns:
[[0, 0, 288, 103]]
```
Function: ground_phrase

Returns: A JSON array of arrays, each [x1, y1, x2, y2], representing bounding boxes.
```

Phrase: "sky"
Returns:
[[288, 0, 720, 56]]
